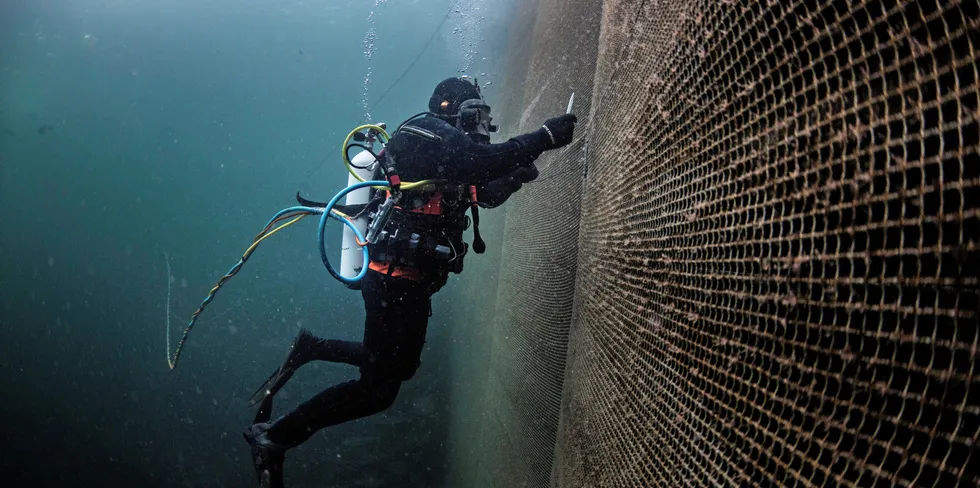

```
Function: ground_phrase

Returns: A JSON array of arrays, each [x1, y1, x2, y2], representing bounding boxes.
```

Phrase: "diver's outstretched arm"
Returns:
[[386, 116, 554, 185]]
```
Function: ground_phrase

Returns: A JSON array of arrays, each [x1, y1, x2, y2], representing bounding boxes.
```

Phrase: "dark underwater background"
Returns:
[[0, 1, 516, 486]]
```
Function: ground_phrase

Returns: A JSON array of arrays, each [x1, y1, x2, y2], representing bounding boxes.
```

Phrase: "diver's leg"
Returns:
[[263, 376, 402, 446], [262, 270, 432, 447], [308, 337, 364, 365], [248, 332, 366, 406], [357, 270, 432, 383]]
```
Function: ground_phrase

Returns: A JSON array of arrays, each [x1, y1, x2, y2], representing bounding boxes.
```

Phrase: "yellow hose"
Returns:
[[343, 125, 442, 192], [343, 124, 390, 182]]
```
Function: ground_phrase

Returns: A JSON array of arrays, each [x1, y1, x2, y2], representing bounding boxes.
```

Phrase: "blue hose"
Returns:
[[318, 180, 391, 285], [264, 206, 322, 228]]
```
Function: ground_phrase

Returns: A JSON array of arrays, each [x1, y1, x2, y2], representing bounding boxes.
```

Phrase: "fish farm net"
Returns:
[[476, 0, 980, 486]]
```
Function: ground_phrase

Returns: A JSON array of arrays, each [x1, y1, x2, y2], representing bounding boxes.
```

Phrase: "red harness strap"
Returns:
[[413, 191, 443, 215], [368, 190, 452, 281], [367, 261, 425, 281]]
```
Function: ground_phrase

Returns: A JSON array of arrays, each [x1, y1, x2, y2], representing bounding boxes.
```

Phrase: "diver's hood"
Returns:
[[429, 77, 482, 115], [428, 77, 497, 143]]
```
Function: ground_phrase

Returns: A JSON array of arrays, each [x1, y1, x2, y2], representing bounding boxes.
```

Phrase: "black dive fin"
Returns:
[[247, 329, 319, 407], [295, 191, 372, 217], [296, 191, 328, 208]]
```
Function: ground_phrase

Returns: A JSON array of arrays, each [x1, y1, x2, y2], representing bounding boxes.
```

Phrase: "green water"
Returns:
[[0, 1, 517, 486]]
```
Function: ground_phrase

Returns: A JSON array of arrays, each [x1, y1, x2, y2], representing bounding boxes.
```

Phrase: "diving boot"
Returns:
[[243, 422, 286, 488], [248, 328, 320, 406]]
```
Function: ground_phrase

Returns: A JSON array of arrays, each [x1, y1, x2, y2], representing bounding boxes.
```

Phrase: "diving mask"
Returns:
[[457, 98, 498, 143]]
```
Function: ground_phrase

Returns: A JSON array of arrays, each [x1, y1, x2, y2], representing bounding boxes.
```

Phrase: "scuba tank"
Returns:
[[338, 150, 377, 278], [338, 122, 390, 279]]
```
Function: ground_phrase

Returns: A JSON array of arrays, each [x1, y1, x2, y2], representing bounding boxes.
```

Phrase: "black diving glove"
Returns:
[[479, 165, 540, 207], [512, 165, 540, 183], [540, 113, 577, 149]]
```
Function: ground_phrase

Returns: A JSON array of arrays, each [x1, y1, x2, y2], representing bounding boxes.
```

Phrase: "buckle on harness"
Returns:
[[365, 193, 400, 244]]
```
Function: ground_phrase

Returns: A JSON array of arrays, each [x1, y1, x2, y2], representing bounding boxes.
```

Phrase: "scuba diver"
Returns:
[[242, 76, 577, 487]]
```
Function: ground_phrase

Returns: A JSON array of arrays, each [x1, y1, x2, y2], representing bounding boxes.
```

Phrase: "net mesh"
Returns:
[[471, 0, 604, 486], [548, 0, 980, 486], [479, 0, 980, 486]]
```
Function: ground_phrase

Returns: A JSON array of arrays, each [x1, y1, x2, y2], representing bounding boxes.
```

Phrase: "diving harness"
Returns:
[[327, 122, 486, 285]]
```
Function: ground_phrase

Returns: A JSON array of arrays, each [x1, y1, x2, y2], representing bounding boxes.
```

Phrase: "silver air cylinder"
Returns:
[[339, 151, 377, 277]]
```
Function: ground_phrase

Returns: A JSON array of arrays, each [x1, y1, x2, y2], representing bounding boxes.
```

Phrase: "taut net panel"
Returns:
[[554, 0, 980, 487], [480, 0, 603, 487]]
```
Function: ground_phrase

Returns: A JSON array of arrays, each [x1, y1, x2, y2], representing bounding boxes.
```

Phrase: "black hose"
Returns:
[[345, 144, 380, 169], [470, 204, 486, 254], [394, 112, 435, 135]]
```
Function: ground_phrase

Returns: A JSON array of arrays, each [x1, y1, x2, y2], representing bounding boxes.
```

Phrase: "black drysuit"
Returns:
[[263, 116, 553, 447]]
